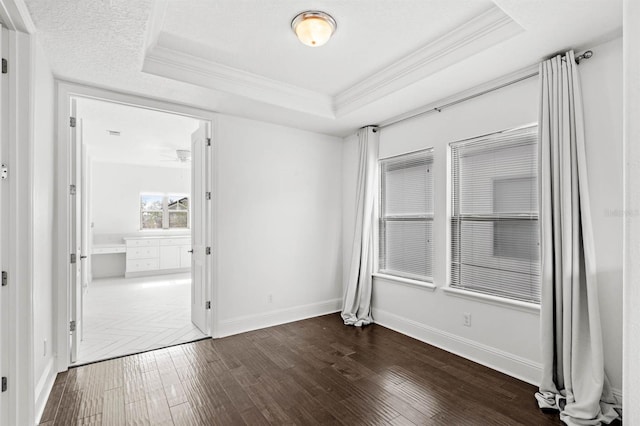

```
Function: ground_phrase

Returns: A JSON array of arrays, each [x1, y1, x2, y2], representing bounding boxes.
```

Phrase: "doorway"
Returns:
[[66, 96, 212, 365]]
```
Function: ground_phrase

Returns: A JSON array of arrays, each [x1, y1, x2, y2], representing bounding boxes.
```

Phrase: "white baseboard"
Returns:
[[217, 298, 342, 338], [612, 388, 623, 406], [34, 357, 57, 425], [372, 307, 543, 386]]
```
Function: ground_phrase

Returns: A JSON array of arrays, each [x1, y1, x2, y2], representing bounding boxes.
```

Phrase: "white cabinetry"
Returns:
[[125, 236, 191, 277]]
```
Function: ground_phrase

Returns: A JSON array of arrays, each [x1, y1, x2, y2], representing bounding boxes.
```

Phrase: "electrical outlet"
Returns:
[[43, 339, 47, 356], [268, 294, 273, 304], [463, 313, 471, 327]]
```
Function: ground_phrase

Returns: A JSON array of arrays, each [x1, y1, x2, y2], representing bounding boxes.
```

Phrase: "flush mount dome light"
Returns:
[[291, 10, 336, 47]]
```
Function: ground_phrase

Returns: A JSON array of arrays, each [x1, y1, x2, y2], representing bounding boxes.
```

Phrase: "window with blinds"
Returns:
[[449, 125, 540, 303], [379, 149, 433, 282]]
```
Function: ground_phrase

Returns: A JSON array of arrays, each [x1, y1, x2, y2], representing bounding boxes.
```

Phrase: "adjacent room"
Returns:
[[72, 98, 208, 365], [0, 1, 637, 426]]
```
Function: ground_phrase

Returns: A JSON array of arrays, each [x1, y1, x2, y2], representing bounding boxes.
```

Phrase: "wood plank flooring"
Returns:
[[77, 273, 206, 365], [41, 313, 604, 425]]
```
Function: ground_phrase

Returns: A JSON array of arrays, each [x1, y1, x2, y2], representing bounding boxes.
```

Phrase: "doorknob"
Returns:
[[188, 249, 193, 253], [80, 255, 87, 259]]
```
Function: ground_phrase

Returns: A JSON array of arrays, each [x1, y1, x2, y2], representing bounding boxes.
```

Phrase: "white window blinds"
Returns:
[[379, 149, 434, 282], [450, 125, 540, 303]]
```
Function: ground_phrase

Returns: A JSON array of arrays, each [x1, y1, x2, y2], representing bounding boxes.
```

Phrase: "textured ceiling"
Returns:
[[78, 97, 200, 168], [25, 0, 622, 136]]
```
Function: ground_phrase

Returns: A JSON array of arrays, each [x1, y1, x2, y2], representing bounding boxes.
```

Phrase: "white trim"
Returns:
[[1, 29, 36, 426], [334, 6, 524, 116], [0, 0, 35, 33], [55, 81, 218, 372], [218, 298, 342, 338], [442, 287, 541, 314], [372, 273, 436, 291], [372, 307, 542, 386], [143, 44, 335, 119], [34, 357, 56, 425], [612, 388, 623, 406], [141, 6, 522, 119]]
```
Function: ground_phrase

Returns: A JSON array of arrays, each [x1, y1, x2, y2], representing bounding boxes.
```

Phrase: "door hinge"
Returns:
[[2, 58, 7, 74], [205, 191, 211, 200], [1, 164, 7, 180], [205, 301, 211, 310], [70, 320, 76, 332], [206, 138, 211, 147], [1, 377, 6, 392], [206, 247, 211, 255], [70, 253, 77, 264], [70, 184, 76, 195], [70, 117, 77, 128], [1, 271, 7, 287]]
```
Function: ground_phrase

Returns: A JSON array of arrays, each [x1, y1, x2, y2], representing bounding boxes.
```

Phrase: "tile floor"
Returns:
[[75, 272, 207, 365]]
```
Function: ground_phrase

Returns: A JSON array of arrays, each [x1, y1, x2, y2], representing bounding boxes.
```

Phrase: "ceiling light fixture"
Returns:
[[291, 10, 336, 47], [176, 149, 191, 162]]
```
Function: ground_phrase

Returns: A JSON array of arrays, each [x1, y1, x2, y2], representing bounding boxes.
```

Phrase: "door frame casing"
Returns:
[[55, 81, 219, 373]]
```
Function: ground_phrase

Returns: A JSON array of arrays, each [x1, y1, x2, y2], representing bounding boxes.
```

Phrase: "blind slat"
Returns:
[[380, 149, 434, 282], [450, 125, 540, 304]]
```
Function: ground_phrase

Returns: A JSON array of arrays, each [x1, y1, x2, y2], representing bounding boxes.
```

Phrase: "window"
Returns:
[[140, 193, 190, 230], [379, 149, 434, 282], [449, 125, 540, 303]]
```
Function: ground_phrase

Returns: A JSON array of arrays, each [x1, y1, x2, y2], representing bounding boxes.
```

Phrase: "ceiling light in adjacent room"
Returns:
[[291, 11, 336, 47]]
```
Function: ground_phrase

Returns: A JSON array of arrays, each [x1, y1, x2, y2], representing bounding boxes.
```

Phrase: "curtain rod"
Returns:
[[378, 50, 593, 131]]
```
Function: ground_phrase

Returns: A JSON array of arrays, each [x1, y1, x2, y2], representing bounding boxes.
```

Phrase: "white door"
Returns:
[[80, 140, 89, 341], [69, 101, 83, 363], [0, 24, 8, 426], [190, 123, 209, 334]]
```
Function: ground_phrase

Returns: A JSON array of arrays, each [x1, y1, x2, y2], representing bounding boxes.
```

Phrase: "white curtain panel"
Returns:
[[535, 51, 619, 425], [342, 126, 379, 326]]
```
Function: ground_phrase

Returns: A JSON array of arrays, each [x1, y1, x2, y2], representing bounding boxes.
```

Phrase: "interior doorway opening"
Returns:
[[69, 97, 211, 366]]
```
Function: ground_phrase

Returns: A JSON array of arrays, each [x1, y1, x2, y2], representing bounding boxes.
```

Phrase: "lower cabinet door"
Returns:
[[159, 245, 181, 270], [180, 245, 192, 269]]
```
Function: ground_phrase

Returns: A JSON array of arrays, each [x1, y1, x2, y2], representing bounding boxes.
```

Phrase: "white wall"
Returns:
[[215, 115, 343, 336], [91, 162, 191, 236], [31, 37, 57, 421], [343, 37, 623, 392], [90, 162, 190, 277], [623, 0, 640, 420]]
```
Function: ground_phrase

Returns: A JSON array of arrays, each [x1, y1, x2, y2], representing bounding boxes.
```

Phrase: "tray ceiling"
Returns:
[[24, 0, 622, 136]]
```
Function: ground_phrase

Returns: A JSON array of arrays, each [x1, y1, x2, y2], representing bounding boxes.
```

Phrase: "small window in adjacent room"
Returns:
[[379, 148, 434, 282], [140, 193, 190, 230], [449, 125, 540, 303]]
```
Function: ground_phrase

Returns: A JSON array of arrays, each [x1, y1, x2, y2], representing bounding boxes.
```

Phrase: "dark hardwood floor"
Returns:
[[40, 313, 592, 425]]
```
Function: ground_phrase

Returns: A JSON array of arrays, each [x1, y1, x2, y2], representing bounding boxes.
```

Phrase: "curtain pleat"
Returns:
[[341, 126, 379, 327], [535, 51, 620, 425]]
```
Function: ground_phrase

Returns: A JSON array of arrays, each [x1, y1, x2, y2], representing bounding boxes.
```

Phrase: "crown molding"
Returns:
[[333, 6, 524, 116], [141, 5, 523, 120], [142, 43, 335, 119], [0, 0, 36, 33]]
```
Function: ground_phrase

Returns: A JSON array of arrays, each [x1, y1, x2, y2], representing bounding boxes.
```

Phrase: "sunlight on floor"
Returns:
[[75, 272, 207, 365]]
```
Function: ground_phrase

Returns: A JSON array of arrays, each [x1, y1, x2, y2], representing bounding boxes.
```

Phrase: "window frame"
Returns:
[[378, 148, 434, 283], [447, 124, 540, 304], [140, 192, 190, 230]]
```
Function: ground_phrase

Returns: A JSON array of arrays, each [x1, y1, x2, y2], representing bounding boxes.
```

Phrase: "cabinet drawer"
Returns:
[[126, 258, 159, 272], [127, 246, 159, 259], [125, 239, 159, 248], [92, 246, 126, 254], [159, 237, 191, 247]]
